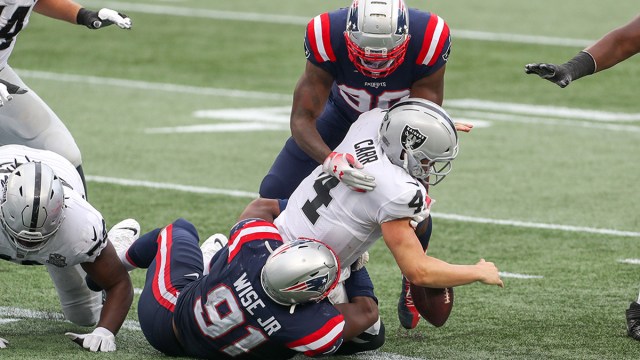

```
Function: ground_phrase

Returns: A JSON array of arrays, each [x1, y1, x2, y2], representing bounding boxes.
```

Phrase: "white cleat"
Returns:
[[201, 233, 228, 275], [108, 218, 140, 260]]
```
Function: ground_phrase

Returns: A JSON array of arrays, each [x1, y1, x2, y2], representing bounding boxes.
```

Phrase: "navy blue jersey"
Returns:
[[304, 7, 451, 121], [173, 219, 345, 359]]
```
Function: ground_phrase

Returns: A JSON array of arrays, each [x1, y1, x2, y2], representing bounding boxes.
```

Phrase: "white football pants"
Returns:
[[0, 65, 82, 167], [47, 264, 102, 326]]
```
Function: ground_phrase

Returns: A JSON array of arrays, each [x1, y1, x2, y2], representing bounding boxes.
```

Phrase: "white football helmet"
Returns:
[[379, 98, 459, 185], [261, 239, 340, 306], [344, 0, 410, 78], [0, 162, 65, 252]]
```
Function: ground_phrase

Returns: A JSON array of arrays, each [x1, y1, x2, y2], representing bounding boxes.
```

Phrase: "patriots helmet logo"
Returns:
[[281, 273, 330, 293], [401, 125, 427, 150]]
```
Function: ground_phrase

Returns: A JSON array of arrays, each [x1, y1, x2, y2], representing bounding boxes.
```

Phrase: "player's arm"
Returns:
[[586, 14, 640, 73], [381, 218, 503, 288], [34, 0, 131, 29], [237, 198, 281, 222], [290, 61, 334, 164], [333, 296, 378, 340], [66, 242, 133, 352]]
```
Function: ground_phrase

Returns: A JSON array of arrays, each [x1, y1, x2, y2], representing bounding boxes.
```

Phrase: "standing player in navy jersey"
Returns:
[[259, 0, 466, 330], [121, 217, 381, 359]]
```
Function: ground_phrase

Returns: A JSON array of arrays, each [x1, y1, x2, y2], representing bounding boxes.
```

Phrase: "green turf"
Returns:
[[1, 1, 640, 359]]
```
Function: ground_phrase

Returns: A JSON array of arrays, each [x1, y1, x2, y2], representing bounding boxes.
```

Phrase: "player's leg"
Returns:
[[0, 65, 86, 194], [626, 287, 640, 341], [47, 264, 102, 327], [398, 215, 433, 329], [259, 103, 352, 199], [138, 218, 204, 356]]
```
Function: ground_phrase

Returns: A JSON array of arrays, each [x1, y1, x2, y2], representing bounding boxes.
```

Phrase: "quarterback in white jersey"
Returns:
[[0, 145, 134, 352], [0, 0, 132, 194], [275, 108, 430, 269], [246, 99, 504, 290]]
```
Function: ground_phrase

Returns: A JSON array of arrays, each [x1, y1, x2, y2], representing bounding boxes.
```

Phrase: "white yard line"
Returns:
[[86, 175, 640, 238], [79, 0, 592, 47], [619, 259, 640, 265]]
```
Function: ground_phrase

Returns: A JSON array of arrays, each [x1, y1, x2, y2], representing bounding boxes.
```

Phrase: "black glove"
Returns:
[[0, 79, 27, 107], [525, 51, 596, 88], [77, 8, 132, 30]]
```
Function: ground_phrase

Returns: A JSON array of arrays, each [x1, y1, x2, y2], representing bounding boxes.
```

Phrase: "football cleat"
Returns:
[[108, 218, 140, 260], [626, 301, 640, 341], [201, 233, 228, 275], [398, 275, 421, 329]]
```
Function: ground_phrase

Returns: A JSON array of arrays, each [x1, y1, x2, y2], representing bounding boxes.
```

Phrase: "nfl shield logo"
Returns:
[[47, 253, 67, 268]]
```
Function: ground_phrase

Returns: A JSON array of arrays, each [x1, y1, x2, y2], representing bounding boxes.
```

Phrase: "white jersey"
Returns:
[[0, 145, 107, 266], [274, 108, 431, 268], [0, 0, 36, 69]]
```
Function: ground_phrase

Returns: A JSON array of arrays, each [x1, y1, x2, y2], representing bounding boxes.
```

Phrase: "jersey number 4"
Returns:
[[302, 173, 339, 225], [0, 6, 30, 51]]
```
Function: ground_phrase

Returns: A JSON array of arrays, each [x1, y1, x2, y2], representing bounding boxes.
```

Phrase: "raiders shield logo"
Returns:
[[401, 125, 427, 150]]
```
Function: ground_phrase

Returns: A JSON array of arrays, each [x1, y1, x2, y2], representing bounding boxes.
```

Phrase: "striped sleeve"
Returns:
[[286, 314, 345, 356], [305, 13, 336, 63], [416, 13, 451, 66], [227, 220, 282, 263]]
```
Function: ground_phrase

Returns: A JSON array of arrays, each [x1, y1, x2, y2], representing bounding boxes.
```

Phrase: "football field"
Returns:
[[1, 0, 640, 359]]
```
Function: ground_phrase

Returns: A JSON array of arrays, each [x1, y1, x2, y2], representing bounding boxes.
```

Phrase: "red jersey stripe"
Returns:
[[428, 20, 450, 66], [416, 13, 438, 65], [287, 314, 345, 348]]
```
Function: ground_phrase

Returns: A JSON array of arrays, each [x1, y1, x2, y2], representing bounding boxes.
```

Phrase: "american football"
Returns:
[[409, 284, 454, 327]]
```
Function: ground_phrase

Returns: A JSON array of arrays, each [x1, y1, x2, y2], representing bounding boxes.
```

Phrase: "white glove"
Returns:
[[409, 196, 434, 229], [351, 251, 369, 271], [65, 327, 116, 352], [97, 8, 132, 29], [0, 336, 8, 349], [322, 152, 376, 192], [0, 79, 27, 107]]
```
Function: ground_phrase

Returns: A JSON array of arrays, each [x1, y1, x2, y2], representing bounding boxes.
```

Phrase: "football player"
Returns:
[[0, 0, 132, 196], [116, 217, 380, 359], [258, 0, 470, 329], [0, 145, 136, 351], [248, 99, 504, 329], [525, 14, 640, 87]]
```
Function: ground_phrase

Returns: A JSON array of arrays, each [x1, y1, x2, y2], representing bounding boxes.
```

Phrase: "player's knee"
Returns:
[[62, 301, 101, 327]]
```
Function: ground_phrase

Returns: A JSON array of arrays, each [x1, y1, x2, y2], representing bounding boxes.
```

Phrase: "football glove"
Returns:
[[65, 327, 116, 352], [0, 79, 27, 107], [322, 152, 376, 192], [351, 251, 369, 271], [525, 51, 596, 88], [77, 8, 132, 30], [0, 336, 8, 349]]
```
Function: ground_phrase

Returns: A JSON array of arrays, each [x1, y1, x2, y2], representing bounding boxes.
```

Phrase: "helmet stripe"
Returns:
[[30, 162, 42, 232]]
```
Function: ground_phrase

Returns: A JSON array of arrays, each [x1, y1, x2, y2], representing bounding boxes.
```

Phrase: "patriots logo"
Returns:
[[395, 2, 408, 35], [347, 3, 359, 32], [281, 273, 329, 293], [401, 125, 427, 150]]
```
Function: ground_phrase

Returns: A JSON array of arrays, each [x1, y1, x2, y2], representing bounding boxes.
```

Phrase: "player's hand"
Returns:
[[0, 79, 27, 107], [322, 152, 376, 192], [78, 8, 132, 29], [476, 259, 504, 288], [454, 122, 473, 133], [0, 336, 8, 349], [524, 63, 572, 88], [65, 327, 116, 352]]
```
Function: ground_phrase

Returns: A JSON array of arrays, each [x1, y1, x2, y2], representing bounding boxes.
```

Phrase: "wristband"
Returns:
[[562, 50, 596, 81]]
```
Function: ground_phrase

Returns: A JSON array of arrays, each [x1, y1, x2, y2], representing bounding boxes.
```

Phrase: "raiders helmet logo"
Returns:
[[401, 125, 427, 150]]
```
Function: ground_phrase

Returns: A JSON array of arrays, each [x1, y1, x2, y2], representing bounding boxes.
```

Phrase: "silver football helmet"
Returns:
[[0, 162, 65, 252], [379, 98, 459, 185], [344, 0, 410, 78], [261, 239, 340, 306]]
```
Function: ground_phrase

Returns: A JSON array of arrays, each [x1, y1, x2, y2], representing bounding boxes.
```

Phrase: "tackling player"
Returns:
[[247, 99, 504, 329], [258, 0, 470, 330], [0, 0, 132, 195], [0, 145, 136, 352], [116, 217, 380, 359]]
